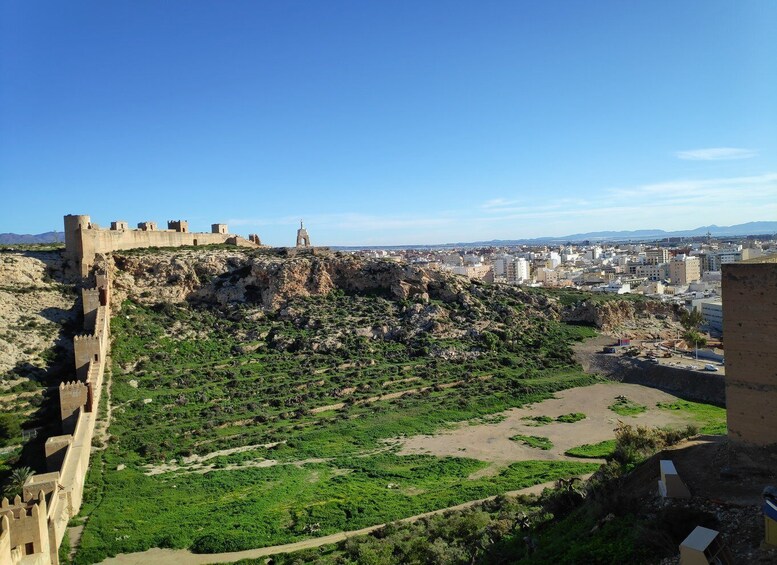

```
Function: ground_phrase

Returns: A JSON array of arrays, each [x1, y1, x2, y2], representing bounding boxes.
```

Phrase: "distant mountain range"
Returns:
[[449, 221, 777, 246], [2, 220, 775, 248], [0, 231, 64, 244], [336, 221, 777, 250]]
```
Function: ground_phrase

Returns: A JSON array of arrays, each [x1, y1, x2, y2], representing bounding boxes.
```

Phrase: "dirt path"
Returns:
[[399, 382, 696, 474], [98, 474, 592, 565]]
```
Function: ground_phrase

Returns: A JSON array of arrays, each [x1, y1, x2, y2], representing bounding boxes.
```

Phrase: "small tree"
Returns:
[[3, 466, 33, 499], [680, 308, 704, 331], [0, 413, 21, 444]]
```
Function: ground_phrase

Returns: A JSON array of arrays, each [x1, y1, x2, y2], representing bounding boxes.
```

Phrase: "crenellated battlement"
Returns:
[[64, 213, 262, 276], [4, 261, 115, 564], [0, 490, 51, 562]]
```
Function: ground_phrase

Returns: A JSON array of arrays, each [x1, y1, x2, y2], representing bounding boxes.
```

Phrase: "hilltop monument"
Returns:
[[296, 220, 311, 248]]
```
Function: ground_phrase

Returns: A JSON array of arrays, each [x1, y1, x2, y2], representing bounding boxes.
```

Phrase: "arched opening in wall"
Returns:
[[193, 239, 198, 246], [99, 287, 107, 305], [94, 354, 98, 362], [26, 543, 34, 555]]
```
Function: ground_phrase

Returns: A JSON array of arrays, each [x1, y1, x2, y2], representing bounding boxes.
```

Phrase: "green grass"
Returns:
[[555, 412, 586, 423], [565, 439, 617, 459], [74, 455, 597, 562], [522, 413, 586, 426], [74, 284, 605, 563], [656, 400, 727, 435], [510, 435, 553, 450], [521, 415, 554, 427], [608, 397, 646, 417]]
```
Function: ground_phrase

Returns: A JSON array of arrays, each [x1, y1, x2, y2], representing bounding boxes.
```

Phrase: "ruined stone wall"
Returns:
[[723, 259, 777, 445]]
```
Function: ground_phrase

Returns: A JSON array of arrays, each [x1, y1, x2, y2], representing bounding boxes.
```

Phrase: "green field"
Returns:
[[565, 439, 617, 459], [656, 400, 727, 434], [74, 282, 605, 563]]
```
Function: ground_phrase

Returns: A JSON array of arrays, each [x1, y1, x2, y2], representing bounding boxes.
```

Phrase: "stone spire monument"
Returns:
[[296, 220, 311, 248]]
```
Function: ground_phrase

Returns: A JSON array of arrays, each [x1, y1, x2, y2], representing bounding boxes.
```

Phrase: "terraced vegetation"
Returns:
[[73, 253, 606, 563]]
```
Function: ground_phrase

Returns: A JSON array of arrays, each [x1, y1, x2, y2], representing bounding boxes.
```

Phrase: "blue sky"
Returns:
[[1, 1, 775, 246]]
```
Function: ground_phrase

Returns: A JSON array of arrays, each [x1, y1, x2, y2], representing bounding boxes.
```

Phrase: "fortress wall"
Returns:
[[81, 288, 100, 332], [10, 253, 112, 563], [58, 382, 88, 435], [65, 214, 261, 275], [723, 260, 777, 445], [0, 493, 51, 564], [76, 226, 236, 275], [0, 515, 12, 565]]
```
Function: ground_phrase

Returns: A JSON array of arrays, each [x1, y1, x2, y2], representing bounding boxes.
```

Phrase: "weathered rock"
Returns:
[[108, 251, 470, 313]]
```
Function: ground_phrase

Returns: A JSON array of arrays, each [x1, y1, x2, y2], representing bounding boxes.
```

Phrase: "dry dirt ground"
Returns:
[[398, 382, 696, 477]]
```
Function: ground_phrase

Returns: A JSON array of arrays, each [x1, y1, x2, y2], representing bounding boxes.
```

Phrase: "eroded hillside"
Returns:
[[66, 246, 720, 564], [0, 249, 79, 473]]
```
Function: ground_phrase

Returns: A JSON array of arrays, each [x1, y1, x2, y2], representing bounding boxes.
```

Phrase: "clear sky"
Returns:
[[1, 1, 775, 246]]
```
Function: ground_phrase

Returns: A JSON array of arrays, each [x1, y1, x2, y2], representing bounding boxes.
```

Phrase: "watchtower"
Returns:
[[167, 220, 189, 233], [137, 221, 158, 231], [211, 224, 228, 235]]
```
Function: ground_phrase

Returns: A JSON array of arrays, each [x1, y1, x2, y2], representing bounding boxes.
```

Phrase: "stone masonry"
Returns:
[[722, 256, 777, 445]]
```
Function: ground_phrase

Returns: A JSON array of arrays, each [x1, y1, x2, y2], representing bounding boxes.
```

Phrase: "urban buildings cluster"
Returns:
[[355, 235, 777, 339]]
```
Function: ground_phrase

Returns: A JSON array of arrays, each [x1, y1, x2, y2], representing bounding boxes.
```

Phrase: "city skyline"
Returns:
[[1, 1, 776, 245]]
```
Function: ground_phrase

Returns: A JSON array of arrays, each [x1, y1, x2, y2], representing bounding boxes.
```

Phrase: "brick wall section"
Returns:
[[723, 258, 777, 445]]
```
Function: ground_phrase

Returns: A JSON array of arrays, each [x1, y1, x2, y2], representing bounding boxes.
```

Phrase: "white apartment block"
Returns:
[[507, 257, 530, 283]]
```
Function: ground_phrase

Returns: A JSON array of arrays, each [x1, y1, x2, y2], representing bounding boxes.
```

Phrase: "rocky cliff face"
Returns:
[[0, 250, 77, 382], [560, 298, 679, 331], [110, 250, 469, 311]]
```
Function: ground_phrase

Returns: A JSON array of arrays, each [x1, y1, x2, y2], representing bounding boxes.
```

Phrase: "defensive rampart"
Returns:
[[1, 260, 111, 563], [64, 214, 260, 276]]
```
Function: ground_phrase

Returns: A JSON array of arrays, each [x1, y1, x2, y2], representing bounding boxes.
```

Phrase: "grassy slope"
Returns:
[[75, 287, 604, 563]]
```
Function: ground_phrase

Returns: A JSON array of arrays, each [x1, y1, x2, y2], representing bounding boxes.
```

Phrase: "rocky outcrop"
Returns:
[[0, 251, 77, 380], [561, 299, 679, 331], [109, 250, 470, 312]]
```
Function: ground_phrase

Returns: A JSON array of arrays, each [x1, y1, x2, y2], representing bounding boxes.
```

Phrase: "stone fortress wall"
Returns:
[[0, 266, 111, 564], [64, 214, 261, 276], [723, 255, 777, 445], [0, 213, 265, 563]]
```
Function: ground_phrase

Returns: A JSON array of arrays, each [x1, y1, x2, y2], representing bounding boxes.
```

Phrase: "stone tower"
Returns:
[[296, 220, 311, 248]]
